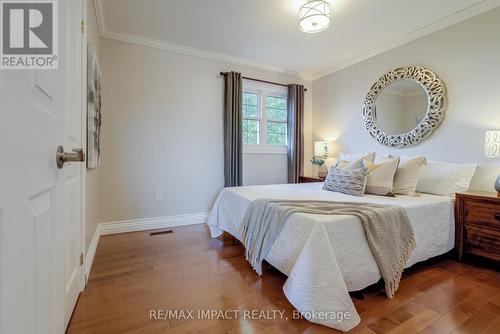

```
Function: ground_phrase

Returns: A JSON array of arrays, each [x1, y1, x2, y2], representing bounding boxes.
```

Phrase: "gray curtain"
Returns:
[[223, 71, 243, 187], [287, 84, 305, 183]]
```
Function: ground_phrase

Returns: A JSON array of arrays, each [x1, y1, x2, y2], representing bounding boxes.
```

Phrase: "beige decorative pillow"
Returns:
[[362, 156, 400, 196], [363, 159, 383, 172], [392, 156, 427, 196]]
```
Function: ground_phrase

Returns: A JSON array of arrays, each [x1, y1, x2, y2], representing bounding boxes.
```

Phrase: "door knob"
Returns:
[[56, 146, 85, 169]]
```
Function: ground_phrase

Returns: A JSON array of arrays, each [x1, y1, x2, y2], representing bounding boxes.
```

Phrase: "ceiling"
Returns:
[[97, 0, 500, 80]]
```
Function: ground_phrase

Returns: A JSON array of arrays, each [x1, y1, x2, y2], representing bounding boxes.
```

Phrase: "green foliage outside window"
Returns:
[[267, 121, 287, 146], [243, 118, 259, 145], [266, 96, 287, 145], [242, 92, 287, 147]]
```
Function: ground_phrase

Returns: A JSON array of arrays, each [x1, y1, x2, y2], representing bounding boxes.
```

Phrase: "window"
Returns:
[[242, 92, 260, 145], [242, 82, 288, 154], [265, 96, 287, 146]]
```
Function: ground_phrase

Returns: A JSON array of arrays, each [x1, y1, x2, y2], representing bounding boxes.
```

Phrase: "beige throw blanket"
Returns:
[[241, 199, 416, 298]]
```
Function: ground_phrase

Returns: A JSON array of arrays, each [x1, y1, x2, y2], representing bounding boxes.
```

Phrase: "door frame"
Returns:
[[79, 0, 88, 288]]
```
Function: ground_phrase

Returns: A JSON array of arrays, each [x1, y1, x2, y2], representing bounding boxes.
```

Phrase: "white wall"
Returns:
[[98, 38, 312, 223], [243, 154, 288, 185], [312, 8, 500, 192], [85, 0, 101, 251]]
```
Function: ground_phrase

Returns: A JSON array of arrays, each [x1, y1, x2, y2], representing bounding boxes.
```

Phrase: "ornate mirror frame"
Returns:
[[362, 66, 447, 147]]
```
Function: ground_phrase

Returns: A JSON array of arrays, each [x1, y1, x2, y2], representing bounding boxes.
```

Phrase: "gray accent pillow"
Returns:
[[323, 166, 369, 196]]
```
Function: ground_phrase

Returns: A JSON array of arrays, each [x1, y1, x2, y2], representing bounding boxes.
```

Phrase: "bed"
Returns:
[[207, 182, 455, 331]]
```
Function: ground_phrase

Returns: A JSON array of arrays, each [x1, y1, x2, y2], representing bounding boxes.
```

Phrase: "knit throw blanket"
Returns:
[[241, 199, 416, 299]]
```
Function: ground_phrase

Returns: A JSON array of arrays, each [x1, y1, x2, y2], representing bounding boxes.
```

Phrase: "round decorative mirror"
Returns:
[[363, 66, 447, 147]]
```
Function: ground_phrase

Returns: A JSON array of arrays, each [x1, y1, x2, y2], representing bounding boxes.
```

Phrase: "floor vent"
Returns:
[[149, 230, 173, 236]]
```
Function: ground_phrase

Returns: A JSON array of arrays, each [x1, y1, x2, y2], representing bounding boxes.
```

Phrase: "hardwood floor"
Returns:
[[67, 224, 500, 334]]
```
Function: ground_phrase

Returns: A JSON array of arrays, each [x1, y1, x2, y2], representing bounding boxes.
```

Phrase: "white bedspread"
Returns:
[[207, 183, 455, 331]]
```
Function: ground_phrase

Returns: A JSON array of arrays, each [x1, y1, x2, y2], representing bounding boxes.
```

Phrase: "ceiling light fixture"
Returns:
[[299, 0, 331, 33]]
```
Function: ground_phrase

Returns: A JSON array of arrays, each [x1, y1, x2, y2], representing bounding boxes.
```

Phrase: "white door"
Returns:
[[62, 0, 86, 328], [0, 0, 85, 333]]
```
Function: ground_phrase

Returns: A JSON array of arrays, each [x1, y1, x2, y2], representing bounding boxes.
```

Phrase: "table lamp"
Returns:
[[314, 141, 330, 159], [313, 141, 330, 178], [484, 131, 500, 196]]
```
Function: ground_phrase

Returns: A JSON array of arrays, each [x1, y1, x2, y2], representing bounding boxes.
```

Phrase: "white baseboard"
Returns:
[[97, 211, 211, 236], [84, 227, 100, 283], [83, 211, 210, 284]]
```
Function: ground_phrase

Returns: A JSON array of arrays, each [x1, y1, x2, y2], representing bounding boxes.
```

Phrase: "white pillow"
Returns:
[[324, 157, 338, 168], [336, 158, 364, 170], [416, 161, 477, 196], [392, 156, 428, 196], [362, 156, 400, 196], [340, 152, 376, 163]]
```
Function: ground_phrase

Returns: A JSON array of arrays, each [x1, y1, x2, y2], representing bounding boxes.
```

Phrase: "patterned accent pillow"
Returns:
[[323, 166, 369, 196]]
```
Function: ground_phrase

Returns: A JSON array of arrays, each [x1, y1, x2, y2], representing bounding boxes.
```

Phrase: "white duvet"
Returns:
[[207, 182, 455, 331]]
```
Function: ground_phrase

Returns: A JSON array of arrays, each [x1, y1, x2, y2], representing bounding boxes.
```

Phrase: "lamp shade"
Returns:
[[299, 0, 331, 33], [314, 141, 330, 158], [485, 131, 500, 158]]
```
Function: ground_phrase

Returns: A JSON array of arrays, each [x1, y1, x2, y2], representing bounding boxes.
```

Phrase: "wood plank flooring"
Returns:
[[67, 224, 500, 333]]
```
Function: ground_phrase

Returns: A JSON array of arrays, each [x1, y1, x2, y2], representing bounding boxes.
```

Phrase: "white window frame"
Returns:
[[242, 80, 288, 155]]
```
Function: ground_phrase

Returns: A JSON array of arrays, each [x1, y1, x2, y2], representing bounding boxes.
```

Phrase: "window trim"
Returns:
[[242, 80, 288, 155]]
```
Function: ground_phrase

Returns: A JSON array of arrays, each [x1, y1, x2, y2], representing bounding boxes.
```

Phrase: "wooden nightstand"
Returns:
[[299, 176, 325, 183], [455, 192, 500, 265]]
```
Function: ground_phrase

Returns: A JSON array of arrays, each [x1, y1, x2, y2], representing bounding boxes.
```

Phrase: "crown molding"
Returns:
[[94, 0, 500, 83], [311, 0, 500, 80], [101, 29, 310, 80], [93, 1, 309, 80]]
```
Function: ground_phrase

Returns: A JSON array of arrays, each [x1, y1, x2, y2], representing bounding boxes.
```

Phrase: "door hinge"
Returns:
[[81, 20, 85, 33], [80, 253, 84, 266]]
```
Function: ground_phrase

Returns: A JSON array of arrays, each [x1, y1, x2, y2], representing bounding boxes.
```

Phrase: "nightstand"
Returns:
[[455, 192, 500, 265], [299, 176, 325, 183]]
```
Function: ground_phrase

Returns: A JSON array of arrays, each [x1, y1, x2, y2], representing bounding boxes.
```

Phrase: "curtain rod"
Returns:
[[219, 72, 308, 92]]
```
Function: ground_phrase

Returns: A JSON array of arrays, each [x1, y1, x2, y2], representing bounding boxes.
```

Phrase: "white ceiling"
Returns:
[[97, 0, 500, 80]]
